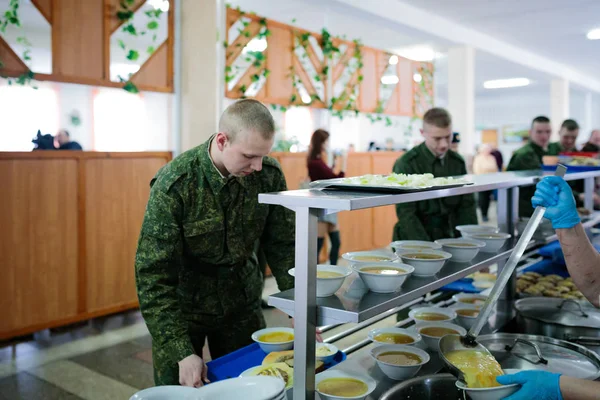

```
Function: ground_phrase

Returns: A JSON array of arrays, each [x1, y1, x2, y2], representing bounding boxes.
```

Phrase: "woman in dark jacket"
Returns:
[[307, 129, 346, 265]]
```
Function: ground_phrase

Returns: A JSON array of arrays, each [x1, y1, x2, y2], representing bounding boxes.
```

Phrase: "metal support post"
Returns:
[[293, 207, 319, 400], [584, 177, 595, 211], [496, 187, 518, 301]]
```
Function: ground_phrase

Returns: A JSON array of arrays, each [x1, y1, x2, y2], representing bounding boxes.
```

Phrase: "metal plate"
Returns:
[[478, 333, 600, 380], [309, 176, 473, 193], [515, 298, 600, 329]]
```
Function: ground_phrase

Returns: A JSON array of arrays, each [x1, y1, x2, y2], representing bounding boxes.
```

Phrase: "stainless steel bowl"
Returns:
[[379, 373, 462, 400]]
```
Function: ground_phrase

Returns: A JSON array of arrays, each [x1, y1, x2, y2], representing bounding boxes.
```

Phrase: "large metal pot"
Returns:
[[514, 297, 600, 354], [379, 374, 462, 400]]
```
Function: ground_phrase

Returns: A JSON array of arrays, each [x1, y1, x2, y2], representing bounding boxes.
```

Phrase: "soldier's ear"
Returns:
[[215, 132, 228, 150]]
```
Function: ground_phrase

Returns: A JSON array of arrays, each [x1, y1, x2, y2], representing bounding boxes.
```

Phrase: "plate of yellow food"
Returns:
[[315, 370, 376, 400]]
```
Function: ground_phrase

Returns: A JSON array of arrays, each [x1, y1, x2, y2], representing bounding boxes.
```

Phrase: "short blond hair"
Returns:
[[423, 107, 452, 129], [218, 99, 275, 142]]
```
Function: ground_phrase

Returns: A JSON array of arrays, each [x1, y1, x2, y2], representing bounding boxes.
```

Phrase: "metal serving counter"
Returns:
[[259, 169, 600, 399]]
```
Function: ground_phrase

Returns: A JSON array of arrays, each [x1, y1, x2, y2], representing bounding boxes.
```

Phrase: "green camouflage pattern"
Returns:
[[392, 143, 477, 241], [506, 141, 560, 217], [135, 136, 295, 385]]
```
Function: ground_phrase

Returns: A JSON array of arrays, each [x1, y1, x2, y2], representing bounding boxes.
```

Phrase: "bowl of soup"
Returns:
[[452, 293, 487, 309], [409, 306, 457, 325], [454, 304, 481, 330], [370, 344, 431, 380], [397, 250, 452, 277], [416, 322, 467, 352], [470, 232, 512, 253], [315, 370, 376, 400], [434, 238, 487, 263], [353, 262, 414, 293], [390, 240, 441, 254], [288, 265, 352, 297], [455, 370, 520, 400], [251, 327, 294, 353], [341, 250, 398, 264], [316, 342, 339, 364], [456, 225, 500, 238], [368, 327, 422, 347]]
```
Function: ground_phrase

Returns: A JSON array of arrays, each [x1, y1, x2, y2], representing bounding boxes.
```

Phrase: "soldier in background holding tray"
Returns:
[[392, 108, 477, 241]]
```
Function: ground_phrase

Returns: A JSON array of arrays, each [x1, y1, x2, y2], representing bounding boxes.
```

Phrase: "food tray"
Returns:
[[206, 342, 346, 382], [543, 164, 600, 173], [309, 177, 473, 193], [439, 278, 482, 293]]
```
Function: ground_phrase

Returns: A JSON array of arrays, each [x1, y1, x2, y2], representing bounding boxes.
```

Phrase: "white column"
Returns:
[[550, 78, 570, 142], [447, 46, 475, 157], [177, 0, 225, 153], [584, 92, 593, 138]]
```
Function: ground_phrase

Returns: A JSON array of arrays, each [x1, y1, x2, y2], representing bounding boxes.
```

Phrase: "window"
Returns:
[[0, 85, 59, 151]]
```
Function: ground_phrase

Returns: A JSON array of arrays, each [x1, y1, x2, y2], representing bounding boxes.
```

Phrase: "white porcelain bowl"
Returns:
[[251, 327, 294, 353], [288, 265, 352, 297], [370, 344, 430, 381], [129, 386, 203, 400], [367, 327, 422, 347], [195, 376, 285, 400], [456, 377, 519, 400], [454, 304, 481, 330], [456, 225, 500, 238], [316, 342, 339, 364], [409, 307, 457, 325], [470, 232, 512, 253], [341, 250, 398, 264], [397, 250, 452, 277], [315, 370, 377, 400], [353, 262, 414, 293], [390, 240, 441, 253], [452, 293, 488, 308], [434, 238, 486, 263], [416, 322, 467, 352]]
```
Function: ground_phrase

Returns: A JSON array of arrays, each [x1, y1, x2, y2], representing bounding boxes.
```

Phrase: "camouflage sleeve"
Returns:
[[506, 151, 539, 171], [393, 158, 431, 241], [135, 181, 195, 364], [261, 168, 295, 292], [456, 162, 478, 226]]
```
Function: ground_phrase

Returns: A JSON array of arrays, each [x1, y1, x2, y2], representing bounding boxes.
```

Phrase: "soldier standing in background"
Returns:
[[392, 108, 477, 241], [135, 99, 295, 387]]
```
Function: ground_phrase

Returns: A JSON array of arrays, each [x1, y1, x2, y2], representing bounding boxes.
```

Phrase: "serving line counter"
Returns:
[[258, 169, 600, 400]]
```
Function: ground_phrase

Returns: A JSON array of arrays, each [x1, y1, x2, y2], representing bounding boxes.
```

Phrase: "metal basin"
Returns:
[[379, 373, 462, 400]]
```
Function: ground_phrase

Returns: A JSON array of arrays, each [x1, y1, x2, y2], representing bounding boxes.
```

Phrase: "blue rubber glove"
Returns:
[[531, 176, 581, 229], [496, 371, 563, 400]]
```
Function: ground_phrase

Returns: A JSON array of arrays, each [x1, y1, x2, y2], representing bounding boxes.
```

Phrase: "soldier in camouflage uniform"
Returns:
[[392, 108, 477, 241], [135, 99, 295, 387], [506, 116, 560, 217]]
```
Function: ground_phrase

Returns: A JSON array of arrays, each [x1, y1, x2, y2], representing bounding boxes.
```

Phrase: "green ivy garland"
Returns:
[[116, 0, 165, 93], [0, 0, 36, 88]]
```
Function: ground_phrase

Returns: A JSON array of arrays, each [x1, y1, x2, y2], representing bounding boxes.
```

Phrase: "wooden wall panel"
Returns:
[[338, 153, 373, 254], [264, 25, 294, 104], [0, 37, 28, 76], [372, 152, 404, 248], [131, 42, 169, 89], [53, 0, 104, 80], [398, 59, 414, 116], [31, 0, 53, 24], [84, 157, 165, 312], [358, 47, 379, 113], [273, 152, 308, 190], [0, 160, 78, 335]]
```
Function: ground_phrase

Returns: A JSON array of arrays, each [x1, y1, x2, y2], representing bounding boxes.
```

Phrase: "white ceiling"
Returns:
[[399, 0, 600, 78]]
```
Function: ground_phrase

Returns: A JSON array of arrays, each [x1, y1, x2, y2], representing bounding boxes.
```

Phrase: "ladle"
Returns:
[[439, 164, 567, 383]]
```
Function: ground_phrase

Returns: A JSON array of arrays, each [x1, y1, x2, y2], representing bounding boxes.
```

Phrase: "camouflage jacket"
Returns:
[[135, 137, 295, 363], [392, 143, 477, 241]]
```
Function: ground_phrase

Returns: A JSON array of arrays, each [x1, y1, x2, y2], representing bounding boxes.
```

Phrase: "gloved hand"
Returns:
[[531, 176, 580, 229], [496, 370, 563, 400]]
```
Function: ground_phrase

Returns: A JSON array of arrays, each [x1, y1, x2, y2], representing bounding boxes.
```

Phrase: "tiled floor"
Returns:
[[0, 205, 497, 399]]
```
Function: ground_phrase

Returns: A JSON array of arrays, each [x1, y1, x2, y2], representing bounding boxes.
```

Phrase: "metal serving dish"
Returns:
[[379, 374, 463, 400], [478, 333, 600, 380], [515, 297, 600, 355]]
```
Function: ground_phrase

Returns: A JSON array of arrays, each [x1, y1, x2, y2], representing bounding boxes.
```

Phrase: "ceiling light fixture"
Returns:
[[388, 55, 398, 65], [243, 37, 268, 53], [483, 78, 530, 89], [587, 28, 600, 40], [413, 73, 422, 83], [394, 46, 436, 62], [381, 75, 399, 85]]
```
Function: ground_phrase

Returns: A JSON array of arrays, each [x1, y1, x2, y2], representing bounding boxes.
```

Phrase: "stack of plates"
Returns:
[[130, 376, 286, 400]]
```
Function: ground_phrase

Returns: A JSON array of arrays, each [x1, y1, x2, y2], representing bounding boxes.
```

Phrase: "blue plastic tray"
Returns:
[[521, 258, 569, 277], [440, 278, 481, 293], [538, 240, 600, 266], [206, 342, 346, 382], [543, 164, 600, 173]]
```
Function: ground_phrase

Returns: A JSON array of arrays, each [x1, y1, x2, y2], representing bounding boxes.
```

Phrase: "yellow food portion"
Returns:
[[445, 350, 504, 388], [373, 333, 414, 344], [249, 362, 294, 389], [419, 327, 458, 337], [360, 266, 405, 275], [317, 271, 343, 278], [377, 351, 422, 365], [353, 255, 390, 261], [403, 253, 445, 260], [317, 378, 368, 397], [259, 332, 294, 342], [415, 312, 449, 321]]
